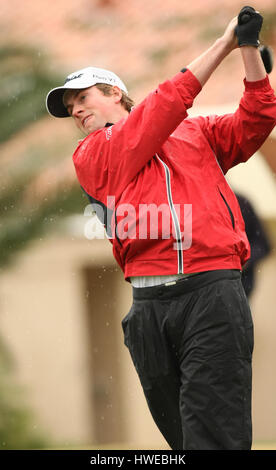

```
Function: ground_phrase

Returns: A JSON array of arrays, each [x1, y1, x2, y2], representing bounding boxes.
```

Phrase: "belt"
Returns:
[[132, 269, 242, 300]]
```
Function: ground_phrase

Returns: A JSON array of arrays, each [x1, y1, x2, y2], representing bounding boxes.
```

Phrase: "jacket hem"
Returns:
[[124, 254, 243, 281]]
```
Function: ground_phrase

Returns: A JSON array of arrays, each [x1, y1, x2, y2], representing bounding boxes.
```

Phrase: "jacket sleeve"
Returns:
[[201, 75, 276, 174], [73, 70, 201, 203]]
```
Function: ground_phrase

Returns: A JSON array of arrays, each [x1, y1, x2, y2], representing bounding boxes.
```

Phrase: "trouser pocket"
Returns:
[[121, 303, 146, 379]]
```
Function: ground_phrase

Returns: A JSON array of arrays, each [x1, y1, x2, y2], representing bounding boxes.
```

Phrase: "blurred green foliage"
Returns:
[[0, 184, 85, 267], [0, 44, 85, 268], [0, 43, 85, 448], [0, 45, 62, 143]]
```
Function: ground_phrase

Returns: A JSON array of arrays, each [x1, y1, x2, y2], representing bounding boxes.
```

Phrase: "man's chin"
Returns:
[[83, 123, 102, 135]]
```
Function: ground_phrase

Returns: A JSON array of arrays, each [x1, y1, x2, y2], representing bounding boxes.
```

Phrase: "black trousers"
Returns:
[[121, 270, 254, 450]]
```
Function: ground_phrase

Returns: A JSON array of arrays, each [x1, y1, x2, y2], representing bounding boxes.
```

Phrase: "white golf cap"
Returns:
[[46, 66, 128, 118]]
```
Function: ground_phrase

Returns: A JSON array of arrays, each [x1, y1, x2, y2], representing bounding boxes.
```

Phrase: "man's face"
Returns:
[[64, 86, 120, 135]]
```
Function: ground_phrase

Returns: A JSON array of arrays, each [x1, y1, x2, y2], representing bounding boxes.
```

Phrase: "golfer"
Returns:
[[46, 7, 276, 449]]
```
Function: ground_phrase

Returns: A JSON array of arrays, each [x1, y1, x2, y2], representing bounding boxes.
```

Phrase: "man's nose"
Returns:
[[72, 103, 84, 118]]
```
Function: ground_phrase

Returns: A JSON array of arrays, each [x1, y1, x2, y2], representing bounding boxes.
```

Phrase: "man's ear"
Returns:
[[112, 86, 123, 104]]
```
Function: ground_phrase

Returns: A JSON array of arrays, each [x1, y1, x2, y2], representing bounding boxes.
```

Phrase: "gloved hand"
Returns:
[[235, 6, 263, 47]]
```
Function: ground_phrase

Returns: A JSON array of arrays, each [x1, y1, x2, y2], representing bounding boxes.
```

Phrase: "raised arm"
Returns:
[[186, 17, 238, 87], [241, 46, 266, 81], [187, 6, 266, 86]]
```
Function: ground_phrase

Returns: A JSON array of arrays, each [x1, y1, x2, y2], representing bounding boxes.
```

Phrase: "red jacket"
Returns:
[[73, 70, 276, 281]]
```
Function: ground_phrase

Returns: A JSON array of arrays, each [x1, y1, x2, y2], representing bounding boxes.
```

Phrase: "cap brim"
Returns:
[[46, 87, 71, 118]]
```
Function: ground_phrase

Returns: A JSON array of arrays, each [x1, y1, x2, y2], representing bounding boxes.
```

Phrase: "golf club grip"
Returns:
[[260, 45, 274, 74]]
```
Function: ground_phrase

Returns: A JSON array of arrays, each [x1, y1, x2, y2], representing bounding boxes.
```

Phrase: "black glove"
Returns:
[[235, 6, 263, 47]]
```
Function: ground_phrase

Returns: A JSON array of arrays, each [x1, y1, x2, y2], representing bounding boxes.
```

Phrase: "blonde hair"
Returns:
[[95, 83, 134, 112]]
